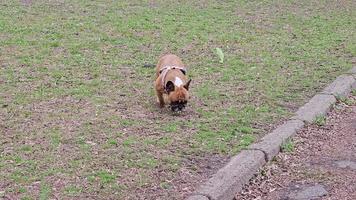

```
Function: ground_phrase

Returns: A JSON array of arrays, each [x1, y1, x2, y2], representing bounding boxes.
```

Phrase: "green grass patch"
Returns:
[[336, 96, 355, 106], [39, 181, 51, 200], [64, 185, 82, 196], [95, 171, 117, 184], [314, 115, 326, 126], [161, 122, 179, 133], [122, 136, 137, 147], [352, 89, 356, 96], [281, 139, 295, 153], [49, 129, 62, 148], [20, 145, 32, 152]]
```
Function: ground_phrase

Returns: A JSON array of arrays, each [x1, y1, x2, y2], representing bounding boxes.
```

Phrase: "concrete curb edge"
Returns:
[[186, 66, 356, 200]]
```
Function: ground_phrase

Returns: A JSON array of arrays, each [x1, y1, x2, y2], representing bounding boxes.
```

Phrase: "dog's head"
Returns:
[[166, 79, 191, 112]]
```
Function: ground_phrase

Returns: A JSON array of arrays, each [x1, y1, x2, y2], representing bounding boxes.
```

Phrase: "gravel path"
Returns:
[[235, 96, 356, 200]]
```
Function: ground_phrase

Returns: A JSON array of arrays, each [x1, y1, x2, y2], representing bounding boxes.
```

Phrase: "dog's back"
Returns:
[[156, 54, 186, 78]]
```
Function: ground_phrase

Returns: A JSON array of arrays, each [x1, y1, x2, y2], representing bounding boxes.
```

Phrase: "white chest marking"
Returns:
[[174, 77, 183, 87]]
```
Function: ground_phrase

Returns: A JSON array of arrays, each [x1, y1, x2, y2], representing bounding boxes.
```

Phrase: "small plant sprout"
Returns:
[[352, 89, 356, 96], [314, 115, 326, 126], [281, 139, 294, 153], [336, 95, 354, 106]]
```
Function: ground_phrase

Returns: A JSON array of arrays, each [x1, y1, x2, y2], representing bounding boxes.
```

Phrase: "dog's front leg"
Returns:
[[156, 90, 165, 108]]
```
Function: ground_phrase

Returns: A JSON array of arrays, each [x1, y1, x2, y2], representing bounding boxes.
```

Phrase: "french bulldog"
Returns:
[[154, 54, 191, 112]]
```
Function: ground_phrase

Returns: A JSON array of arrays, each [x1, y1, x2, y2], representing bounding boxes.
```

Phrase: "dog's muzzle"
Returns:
[[170, 101, 187, 112]]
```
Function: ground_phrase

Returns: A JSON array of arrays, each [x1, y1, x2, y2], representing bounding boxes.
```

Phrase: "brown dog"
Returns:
[[154, 54, 191, 111]]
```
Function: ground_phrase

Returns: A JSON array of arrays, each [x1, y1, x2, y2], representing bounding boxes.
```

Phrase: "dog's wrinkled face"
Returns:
[[166, 79, 191, 112], [170, 100, 187, 112]]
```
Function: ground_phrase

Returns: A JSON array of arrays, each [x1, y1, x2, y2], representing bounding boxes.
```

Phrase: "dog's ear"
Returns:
[[166, 81, 175, 93], [184, 79, 191, 90]]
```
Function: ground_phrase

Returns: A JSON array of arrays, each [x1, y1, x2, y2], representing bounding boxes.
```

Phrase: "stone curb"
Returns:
[[191, 150, 266, 200], [247, 119, 304, 161], [351, 66, 356, 89], [346, 67, 356, 84], [292, 94, 336, 123], [321, 75, 355, 97], [346, 66, 356, 75], [186, 68, 355, 200]]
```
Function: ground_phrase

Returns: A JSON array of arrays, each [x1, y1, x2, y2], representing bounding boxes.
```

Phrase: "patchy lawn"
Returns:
[[0, 0, 355, 199]]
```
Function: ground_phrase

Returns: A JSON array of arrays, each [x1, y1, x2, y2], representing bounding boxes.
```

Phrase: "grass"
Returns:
[[96, 171, 117, 184], [281, 139, 295, 153], [314, 115, 327, 126], [0, 0, 355, 199], [39, 182, 51, 200], [64, 185, 82, 196], [336, 95, 356, 106]]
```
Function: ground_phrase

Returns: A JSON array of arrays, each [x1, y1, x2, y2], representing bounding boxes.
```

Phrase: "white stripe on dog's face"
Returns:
[[174, 77, 183, 87]]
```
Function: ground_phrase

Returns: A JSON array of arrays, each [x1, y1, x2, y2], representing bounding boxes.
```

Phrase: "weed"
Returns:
[[18, 187, 27, 193], [336, 96, 355, 106], [352, 89, 356, 96], [281, 139, 295, 153], [314, 115, 326, 126]]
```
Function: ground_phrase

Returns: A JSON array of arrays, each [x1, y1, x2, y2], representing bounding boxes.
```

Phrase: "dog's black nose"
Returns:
[[178, 104, 185, 110], [171, 105, 180, 112], [170, 101, 187, 112]]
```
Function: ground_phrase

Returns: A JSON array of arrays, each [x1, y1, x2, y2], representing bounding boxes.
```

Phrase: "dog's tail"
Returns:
[[143, 63, 155, 68]]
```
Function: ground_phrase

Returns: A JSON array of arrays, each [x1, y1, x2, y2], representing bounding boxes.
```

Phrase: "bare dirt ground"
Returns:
[[235, 95, 356, 200]]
